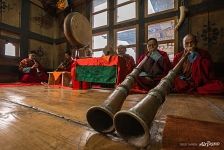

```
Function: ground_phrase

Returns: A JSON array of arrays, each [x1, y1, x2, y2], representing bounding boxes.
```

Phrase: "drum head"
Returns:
[[64, 12, 92, 48]]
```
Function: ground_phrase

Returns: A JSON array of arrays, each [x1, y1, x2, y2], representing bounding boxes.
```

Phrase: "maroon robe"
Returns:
[[117, 54, 135, 85], [134, 50, 171, 91], [173, 49, 224, 94], [19, 58, 48, 83]]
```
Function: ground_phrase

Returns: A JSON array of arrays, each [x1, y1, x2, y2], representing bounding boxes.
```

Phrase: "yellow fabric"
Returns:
[[101, 56, 111, 62], [53, 72, 62, 81]]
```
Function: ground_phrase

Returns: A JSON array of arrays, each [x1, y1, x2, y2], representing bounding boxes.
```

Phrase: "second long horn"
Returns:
[[113, 51, 189, 147]]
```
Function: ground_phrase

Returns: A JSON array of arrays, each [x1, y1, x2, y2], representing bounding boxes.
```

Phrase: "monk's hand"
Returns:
[[184, 47, 193, 55], [31, 64, 35, 69], [186, 47, 192, 52], [61, 65, 65, 69], [58, 65, 63, 69], [32, 63, 38, 69], [147, 44, 153, 54]]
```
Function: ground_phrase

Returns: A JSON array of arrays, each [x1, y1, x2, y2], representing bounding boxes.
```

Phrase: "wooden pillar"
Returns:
[[138, 0, 145, 58], [108, 0, 115, 51], [20, 0, 30, 58]]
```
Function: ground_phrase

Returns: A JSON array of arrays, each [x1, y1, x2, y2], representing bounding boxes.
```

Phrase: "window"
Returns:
[[147, 20, 175, 61], [116, 27, 137, 62], [148, 20, 175, 41], [126, 47, 136, 62], [92, 33, 108, 49], [90, 1, 177, 62], [92, 0, 108, 28], [115, 0, 137, 23], [5, 43, 16, 56], [147, 0, 174, 15], [93, 11, 107, 28], [93, 0, 107, 12], [92, 33, 108, 57], [116, 28, 136, 46], [117, 0, 131, 5]]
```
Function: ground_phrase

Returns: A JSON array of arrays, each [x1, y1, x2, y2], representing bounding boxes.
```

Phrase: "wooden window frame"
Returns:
[[114, 25, 138, 47], [114, 25, 138, 60], [144, 0, 178, 18], [145, 17, 178, 55], [91, 0, 109, 29], [0, 39, 20, 57], [114, 0, 138, 25]]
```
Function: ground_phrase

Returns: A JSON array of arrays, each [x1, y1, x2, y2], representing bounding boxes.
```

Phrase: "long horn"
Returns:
[[86, 52, 151, 133], [113, 51, 189, 147], [175, 5, 188, 31]]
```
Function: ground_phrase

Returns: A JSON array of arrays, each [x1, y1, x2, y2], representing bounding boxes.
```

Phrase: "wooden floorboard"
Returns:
[[0, 100, 89, 150], [0, 86, 144, 125], [0, 85, 223, 150]]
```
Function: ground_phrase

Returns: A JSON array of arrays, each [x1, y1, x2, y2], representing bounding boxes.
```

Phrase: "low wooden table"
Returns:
[[48, 71, 71, 87]]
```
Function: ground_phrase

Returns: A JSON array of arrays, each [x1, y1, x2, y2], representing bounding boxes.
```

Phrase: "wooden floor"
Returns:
[[0, 85, 223, 150]]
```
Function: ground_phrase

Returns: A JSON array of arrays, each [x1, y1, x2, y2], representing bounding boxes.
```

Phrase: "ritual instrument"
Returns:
[[55, 59, 71, 71], [86, 52, 151, 133], [64, 12, 92, 48], [63, 12, 92, 59], [175, 4, 188, 31], [113, 51, 189, 147]]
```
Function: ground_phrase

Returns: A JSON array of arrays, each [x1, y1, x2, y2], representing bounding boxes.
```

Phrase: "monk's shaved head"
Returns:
[[183, 34, 198, 51], [183, 34, 197, 43]]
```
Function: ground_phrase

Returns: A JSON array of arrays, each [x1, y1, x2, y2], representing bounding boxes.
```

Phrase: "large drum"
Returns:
[[64, 12, 92, 48]]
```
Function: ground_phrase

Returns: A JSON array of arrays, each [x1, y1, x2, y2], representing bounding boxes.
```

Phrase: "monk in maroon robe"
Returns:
[[19, 51, 48, 83], [135, 38, 171, 91], [55, 50, 74, 72], [116, 45, 135, 84], [173, 34, 224, 94]]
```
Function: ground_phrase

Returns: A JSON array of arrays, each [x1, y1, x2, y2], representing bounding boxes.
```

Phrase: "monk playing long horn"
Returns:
[[173, 34, 224, 94], [134, 38, 171, 92]]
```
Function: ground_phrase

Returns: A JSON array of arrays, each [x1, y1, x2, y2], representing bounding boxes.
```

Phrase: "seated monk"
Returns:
[[103, 45, 115, 56], [19, 51, 48, 83], [135, 38, 171, 91], [116, 45, 135, 84], [55, 50, 73, 72], [173, 34, 224, 94]]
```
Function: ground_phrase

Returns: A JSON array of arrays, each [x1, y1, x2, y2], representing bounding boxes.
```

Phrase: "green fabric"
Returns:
[[76, 66, 117, 83]]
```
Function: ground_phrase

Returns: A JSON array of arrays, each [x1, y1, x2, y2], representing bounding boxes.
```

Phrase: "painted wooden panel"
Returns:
[[54, 42, 67, 70], [29, 3, 55, 38], [0, 0, 21, 27], [189, 0, 205, 5], [0, 30, 20, 40], [29, 39, 55, 70], [190, 10, 224, 63], [30, 0, 43, 7], [54, 14, 66, 39]]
